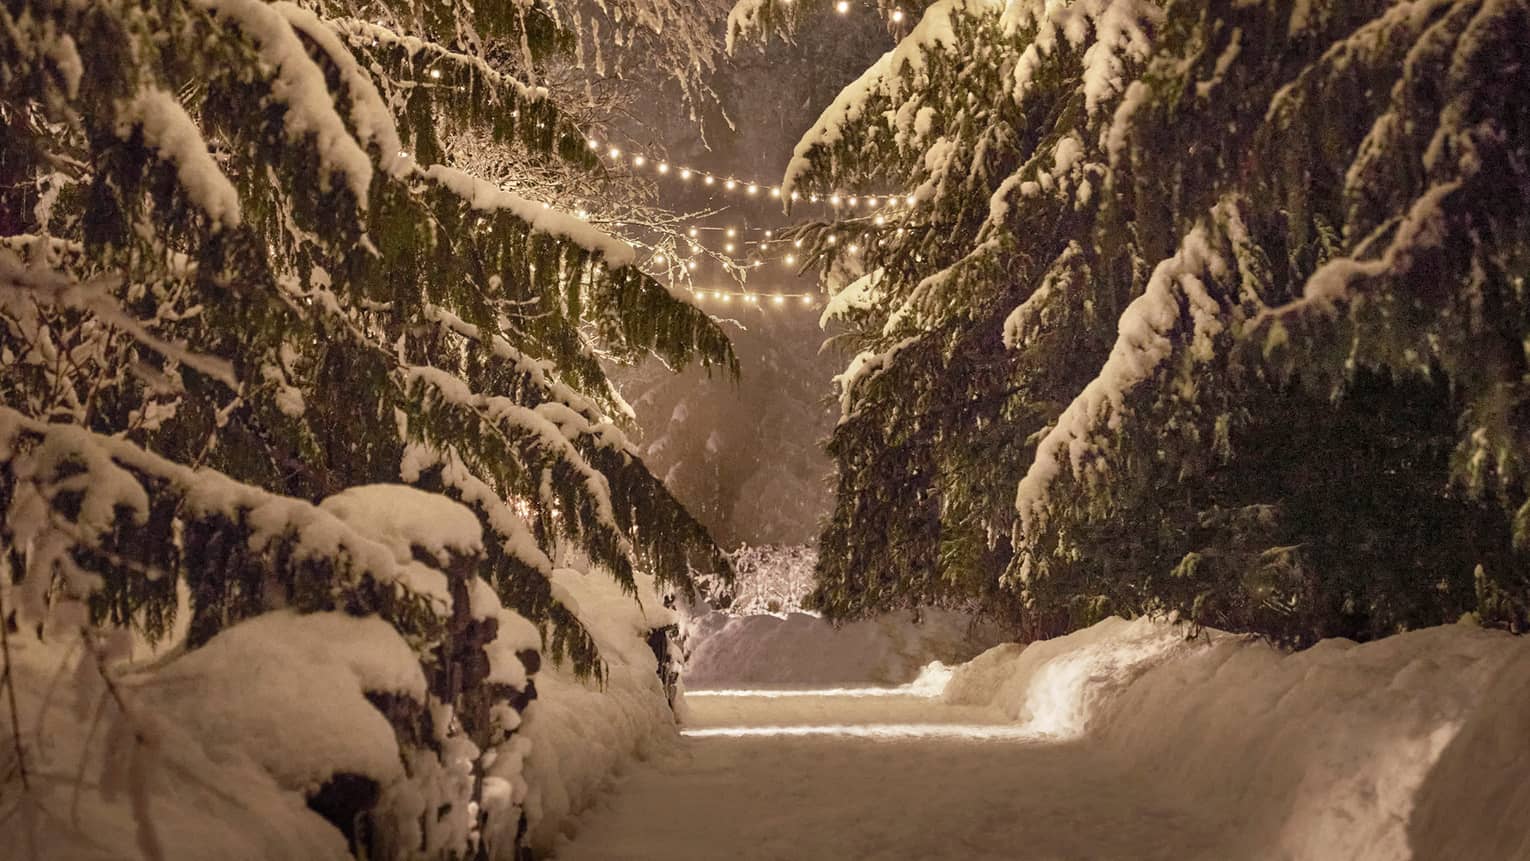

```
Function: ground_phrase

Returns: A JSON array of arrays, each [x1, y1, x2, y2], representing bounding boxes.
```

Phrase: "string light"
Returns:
[[891, 8, 905, 21], [683, 287, 820, 308], [836, 0, 850, 13]]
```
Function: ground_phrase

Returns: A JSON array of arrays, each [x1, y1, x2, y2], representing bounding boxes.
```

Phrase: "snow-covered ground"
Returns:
[[683, 608, 1001, 686], [554, 617, 1530, 859]]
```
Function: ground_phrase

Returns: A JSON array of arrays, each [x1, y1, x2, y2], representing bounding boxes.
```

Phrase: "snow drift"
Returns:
[[941, 616, 1530, 858], [683, 608, 1001, 687]]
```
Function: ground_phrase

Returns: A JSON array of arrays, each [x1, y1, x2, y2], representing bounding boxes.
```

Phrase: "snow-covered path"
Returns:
[[553, 686, 1218, 860]]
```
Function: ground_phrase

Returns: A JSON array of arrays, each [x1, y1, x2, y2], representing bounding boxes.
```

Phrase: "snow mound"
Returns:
[[942, 616, 1530, 858], [145, 611, 426, 793], [684, 608, 1000, 687], [0, 612, 423, 859], [319, 482, 484, 568], [521, 569, 678, 852]]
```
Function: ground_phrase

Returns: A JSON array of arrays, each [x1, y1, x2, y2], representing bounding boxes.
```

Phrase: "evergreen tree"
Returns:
[[744, 0, 1530, 642], [1, 0, 737, 852]]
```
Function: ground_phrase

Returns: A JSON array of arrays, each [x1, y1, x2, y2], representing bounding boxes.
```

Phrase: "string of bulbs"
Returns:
[[585, 135, 916, 211], [395, 48, 920, 312]]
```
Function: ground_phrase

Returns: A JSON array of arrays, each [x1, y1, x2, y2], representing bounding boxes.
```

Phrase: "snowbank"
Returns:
[[0, 615, 389, 860], [520, 568, 679, 852], [684, 608, 1001, 687], [941, 616, 1530, 858]]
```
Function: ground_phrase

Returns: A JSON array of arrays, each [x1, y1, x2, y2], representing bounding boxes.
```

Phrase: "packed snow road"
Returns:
[[552, 685, 1218, 860]]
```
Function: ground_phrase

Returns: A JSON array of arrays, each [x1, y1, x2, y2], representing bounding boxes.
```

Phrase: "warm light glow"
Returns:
[[653, 254, 666, 265], [704, 175, 715, 186], [830, 194, 842, 206], [681, 724, 1044, 740], [608, 146, 621, 159], [905, 194, 917, 205], [688, 228, 699, 237], [835, 0, 850, 13], [745, 293, 757, 303], [784, 254, 797, 265], [827, 234, 838, 245], [848, 243, 860, 253], [810, 194, 819, 203], [429, 68, 442, 79], [725, 179, 737, 190], [747, 183, 759, 195], [765, 229, 775, 238], [771, 187, 782, 198], [681, 168, 692, 180], [773, 295, 786, 305], [867, 197, 879, 208], [687, 260, 698, 271], [849, 196, 859, 207], [632, 155, 645, 167], [720, 293, 731, 303], [724, 242, 736, 253], [794, 239, 803, 248], [726, 227, 737, 237], [801, 295, 814, 305], [875, 215, 886, 225], [891, 8, 905, 21]]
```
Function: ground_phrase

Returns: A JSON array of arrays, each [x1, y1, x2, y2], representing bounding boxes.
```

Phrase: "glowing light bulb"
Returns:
[[891, 8, 904, 21], [429, 68, 442, 79], [801, 294, 814, 305], [875, 215, 886, 225], [724, 242, 736, 253], [745, 293, 757, 303], [659, 162, 670, 174], [905, 194, 917, 205], [784, 254, 797, 265], [747, 183, 759, 195], [687, 260, 698, 271], [830, 194, 842, 206], [632, 155, 645, 167], [867, 197, 879, 208], [836, 0, 849, 13], [849, 196, 859, 206], [576, 209, 589, 219], [726, 228, 737, 238], [773, 295, 786, 305], [791, 191, 801, 201], [848, 243, 860, 253], [771, 187, 782, 198], [810, 194, 819, 203], [725, 179, 737, 190], [704, 175, 715, 186], [720, 292, 731, 303], [765, 229, 775, 238], [688, 228, 699, 237], [827, 234, 838, 245], [681, 168, 692, 180], [654, 254, 666, 265], [793, 239, 803, 247]]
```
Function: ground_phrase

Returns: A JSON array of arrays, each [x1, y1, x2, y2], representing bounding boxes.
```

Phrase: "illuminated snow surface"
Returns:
[[552, 617, 1530, 860], [553, 683, 1215, 859]]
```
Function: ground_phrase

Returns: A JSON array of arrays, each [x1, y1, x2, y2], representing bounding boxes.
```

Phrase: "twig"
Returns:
[[0, 573, 29, 791]]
